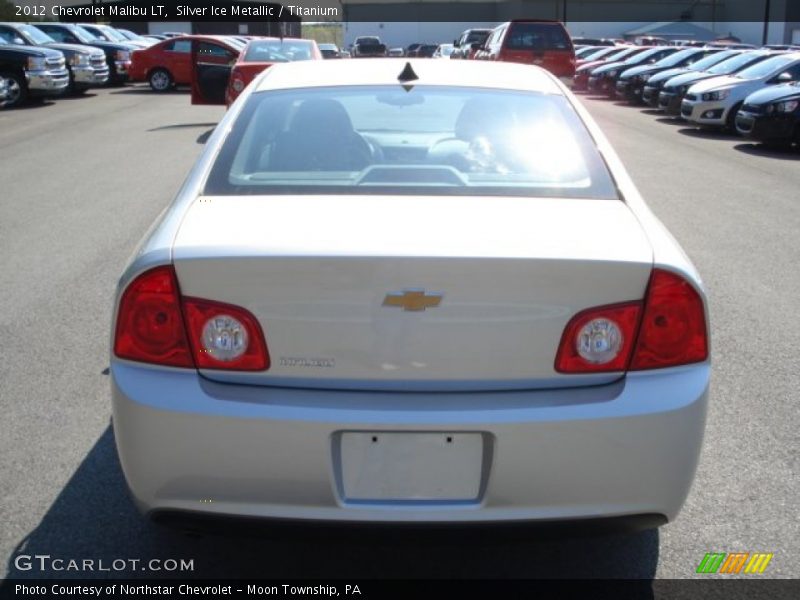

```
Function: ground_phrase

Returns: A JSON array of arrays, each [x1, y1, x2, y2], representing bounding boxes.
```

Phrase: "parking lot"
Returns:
[[1, 85, 798, 581]]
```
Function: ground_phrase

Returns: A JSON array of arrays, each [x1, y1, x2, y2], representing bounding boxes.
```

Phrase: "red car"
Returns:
[[225, 38, 321, 105], [191, 37, 321, 106], [129, 35, 243, 91], [474, 20, 576, 79]]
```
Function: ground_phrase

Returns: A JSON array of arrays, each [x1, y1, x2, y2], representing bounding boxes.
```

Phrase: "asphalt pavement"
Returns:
[[0, 87, 798, 583]]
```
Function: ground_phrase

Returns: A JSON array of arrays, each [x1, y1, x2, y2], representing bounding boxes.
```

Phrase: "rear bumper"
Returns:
[[112, 362, 709, 524], [152, 510, 668, 536]]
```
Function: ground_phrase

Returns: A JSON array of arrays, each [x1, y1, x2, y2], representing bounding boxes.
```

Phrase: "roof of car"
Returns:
[[254, 58, 563, 94]]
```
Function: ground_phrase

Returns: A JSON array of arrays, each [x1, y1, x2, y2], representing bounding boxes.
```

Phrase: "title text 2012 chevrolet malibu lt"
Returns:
[[111, 59, 710, 528]]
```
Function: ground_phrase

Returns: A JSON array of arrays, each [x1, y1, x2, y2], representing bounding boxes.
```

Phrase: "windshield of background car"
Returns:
[[97, 26, 126, 42], [622, 47, 663, 64], [244, 40, 315, 62], [688, 50, 735, 71], [205, 86, 618, 199], [653, 48, 700, 67], [16, 25, 54, 44], [225, 38, 246, 51], [707, 52, 763, 74], [74, 26, 100, 42], [584, 47, 618, 60], [607, 47, 640, 62], [735, 55, 797, 80], [505, 23, 572, 50]]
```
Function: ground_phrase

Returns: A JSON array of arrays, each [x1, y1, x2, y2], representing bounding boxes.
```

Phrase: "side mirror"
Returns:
[[776, 71, 793, 83], [453, 39, 459, 47]]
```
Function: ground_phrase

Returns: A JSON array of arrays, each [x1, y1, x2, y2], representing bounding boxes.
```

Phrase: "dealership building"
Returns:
[[29, 0, 800, 47], [340, 0, 800, 48]]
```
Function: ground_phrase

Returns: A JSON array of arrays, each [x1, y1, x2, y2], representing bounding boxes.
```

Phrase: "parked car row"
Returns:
[[0, 23, 326, 112], [0, 32, 70, 109], [574, 45, 800, 149], [0, 20, 153, 108]]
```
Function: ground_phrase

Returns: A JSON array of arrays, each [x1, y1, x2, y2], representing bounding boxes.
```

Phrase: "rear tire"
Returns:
[[148, 68, 173, 92], [0, 71, 28, 108]]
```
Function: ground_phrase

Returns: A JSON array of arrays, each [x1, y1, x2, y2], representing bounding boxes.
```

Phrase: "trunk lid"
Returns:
[[172, 195, 653, 391]]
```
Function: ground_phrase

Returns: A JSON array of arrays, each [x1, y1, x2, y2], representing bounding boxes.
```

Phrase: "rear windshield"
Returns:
[[505, 23, 572, 51], [244, 40, 315, 62], [205, 85, 617, 199], [465, 31, 490, 44]]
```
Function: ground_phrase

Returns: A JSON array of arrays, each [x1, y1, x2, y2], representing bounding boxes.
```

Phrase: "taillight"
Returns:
[[114, 265, 269, 371], [183, 298, 269, 371], [114, 266, 194, 368], [555, 269, 708, 374], [230, 68, 245, 93], [629, 269, 708, 370], [555, 302, 642, 373]]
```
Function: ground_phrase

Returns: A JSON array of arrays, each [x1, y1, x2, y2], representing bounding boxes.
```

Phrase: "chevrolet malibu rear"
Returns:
[[111, 59, 710, 527]]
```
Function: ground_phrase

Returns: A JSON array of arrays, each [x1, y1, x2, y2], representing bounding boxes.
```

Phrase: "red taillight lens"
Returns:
[[114, 266, 194, 368], [554, 269, 708, 374], [630, 269, 708, 370], [555, 302, 642, 373], [114, 266, 270, 371], [183, 298, 270, 371]]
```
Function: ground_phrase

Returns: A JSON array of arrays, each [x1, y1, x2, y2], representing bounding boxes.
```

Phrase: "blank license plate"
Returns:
[[339, 432, 483, 501]]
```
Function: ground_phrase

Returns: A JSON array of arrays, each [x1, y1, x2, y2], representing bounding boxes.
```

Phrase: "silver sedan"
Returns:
[[111, 59, 710, 528]]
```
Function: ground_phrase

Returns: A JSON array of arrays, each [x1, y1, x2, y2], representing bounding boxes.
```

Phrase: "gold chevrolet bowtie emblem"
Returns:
[[382, 290, 443, 312]]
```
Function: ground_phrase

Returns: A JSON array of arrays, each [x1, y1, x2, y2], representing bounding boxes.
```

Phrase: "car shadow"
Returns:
[[147, 123, 219, 133], [5, 425, 660, 584], [4, 100, 56, 111], [196, 129, 214, 144], [734, 142, 800, 160], [655, 117, 687, 126], [677, 127, 738, 141], [110, 88, 188, 96], [640, 109, 663, 115], [57, 93, 99, 101]]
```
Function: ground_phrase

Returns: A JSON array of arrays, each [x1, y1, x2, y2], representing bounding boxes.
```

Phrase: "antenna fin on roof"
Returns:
[[397, 62, 419, 83]]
